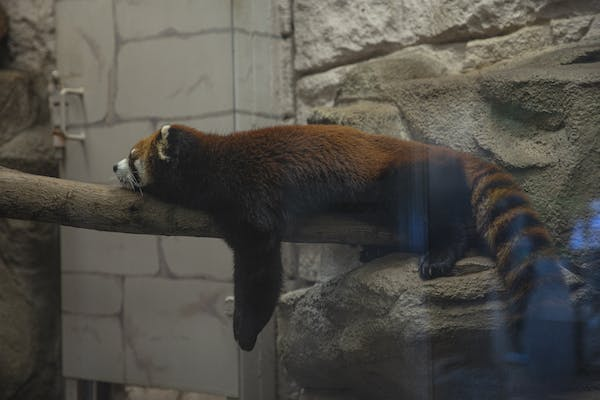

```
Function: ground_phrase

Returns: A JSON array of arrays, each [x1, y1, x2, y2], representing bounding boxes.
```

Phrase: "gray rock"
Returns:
[[308, 101, 411, 140], [583, 13, 600, 41], [0, 125, 56, 176], [297, 64, 354, 123], [0, 257, 36, 400], [296, 44, 464, 123], [1, 0, 55, 73], [278, 255, 590, 399], [0, 123, 59, 400], [293, 0, 600, 73], [0, 70, 38, 146], [551, 15, 596, 44], [464, 25, 552, 70]]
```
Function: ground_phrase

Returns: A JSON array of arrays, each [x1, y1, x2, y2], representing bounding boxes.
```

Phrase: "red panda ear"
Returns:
[[157, 125, 172, 161]]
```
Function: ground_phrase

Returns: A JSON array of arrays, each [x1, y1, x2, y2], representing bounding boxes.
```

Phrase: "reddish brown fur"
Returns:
[[124, 124, 571, 358]]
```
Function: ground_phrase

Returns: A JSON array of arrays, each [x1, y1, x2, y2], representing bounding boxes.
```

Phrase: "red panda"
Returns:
[[114, 124, 574, 376]]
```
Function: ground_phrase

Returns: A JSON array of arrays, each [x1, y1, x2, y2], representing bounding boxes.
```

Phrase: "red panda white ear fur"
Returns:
[[157, 124, 171, 161]]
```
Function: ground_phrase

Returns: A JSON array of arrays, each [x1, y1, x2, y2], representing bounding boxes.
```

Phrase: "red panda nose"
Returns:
[[113, 164, 118, 173]]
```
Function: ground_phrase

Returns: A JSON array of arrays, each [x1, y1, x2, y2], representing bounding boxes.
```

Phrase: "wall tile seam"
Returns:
[[130, 275, 234, 284], [233, 27, 285, 40], [62, 271, 125, 280], [61, 269, 157, 277], [235, 110, 290, 120], [61, 269, 233, 283], [119, 28, 233, 45], [62, 310, 121, 318]]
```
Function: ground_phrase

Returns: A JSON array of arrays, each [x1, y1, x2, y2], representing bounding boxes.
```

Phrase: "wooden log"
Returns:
[[0, 166, 398, 246]]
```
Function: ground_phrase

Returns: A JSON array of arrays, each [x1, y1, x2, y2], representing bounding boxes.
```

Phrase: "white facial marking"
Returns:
[[133, 158, 147, 185], [157, 124, 171, 160], [114, 158, 131, 187], [157, 144, 169, 160], [161, 124, 171, 138]]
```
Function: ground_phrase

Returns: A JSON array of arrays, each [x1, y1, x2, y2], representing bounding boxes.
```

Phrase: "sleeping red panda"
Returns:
[[114, 123, 574, 377]]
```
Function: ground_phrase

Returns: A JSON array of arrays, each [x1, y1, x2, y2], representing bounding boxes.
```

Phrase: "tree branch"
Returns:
[[0, 166, 398, 246]]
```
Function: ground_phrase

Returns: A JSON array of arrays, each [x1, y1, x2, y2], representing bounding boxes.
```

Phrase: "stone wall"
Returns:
[[0, 0, 59, 399]]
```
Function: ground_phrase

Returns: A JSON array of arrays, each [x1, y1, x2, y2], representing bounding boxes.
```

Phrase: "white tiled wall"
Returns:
[[57, 0, 291, 397]]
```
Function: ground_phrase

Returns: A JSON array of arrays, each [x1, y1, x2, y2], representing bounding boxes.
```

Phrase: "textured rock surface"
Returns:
[[0, 70, 38, 146], [0, 0, 55, 73], [311, 42, 600, 251], [0, 124, 59, 400], [293, 0, 600, 73], [0, 256, 36, 399], [278, 255, 590, 399], [0, 4, 59, 396], [463, 25, 553, 69], [296, 44, 464, 123]]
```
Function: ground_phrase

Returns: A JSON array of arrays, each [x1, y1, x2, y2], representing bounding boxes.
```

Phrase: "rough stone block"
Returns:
[[0, 70, 37, 146], [61, 227, 160, 276], [297, 44, 463, 123], [296, 64, 353, 123], [116, 34, 233, 119], [293, 243, 361, 283], [56, 0, 115, 123], [583, 14, 600, 41], [294, 0, 583, 73], [0, 125, 56, 176], [62, 314, 125, 383], [116, 0, 231, 40], [308, 101, 411, 139], [464, 25, 553, 70], [0, 258, 36, 400], [62, 273, 122, 315], [551, 15, 595, 44], [278, 255, 588, 399], [1, 0, 54, 73], [124, 277, 238, 395]]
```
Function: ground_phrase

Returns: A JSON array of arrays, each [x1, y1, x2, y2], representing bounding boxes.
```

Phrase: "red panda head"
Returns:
[[113, 124, 179, 191]]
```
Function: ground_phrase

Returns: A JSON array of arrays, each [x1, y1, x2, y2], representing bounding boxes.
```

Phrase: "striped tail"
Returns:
[[463, 156, 576, 381]]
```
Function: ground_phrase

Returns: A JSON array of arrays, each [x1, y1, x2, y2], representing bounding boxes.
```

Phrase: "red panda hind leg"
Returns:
[[227, 229, 283, 352]]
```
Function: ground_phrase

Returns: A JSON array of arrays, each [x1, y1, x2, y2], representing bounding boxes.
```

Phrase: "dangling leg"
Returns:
[[231, 235, 282, 351]]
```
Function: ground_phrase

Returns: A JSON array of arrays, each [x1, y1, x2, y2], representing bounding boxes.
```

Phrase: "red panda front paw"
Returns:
[[418, 253, 455, 280]]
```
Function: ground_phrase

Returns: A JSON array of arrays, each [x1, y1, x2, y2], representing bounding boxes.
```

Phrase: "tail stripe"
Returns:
[[486, 207, 543, 249], [496, 226, 552, 270], [471, 172, 516, 208], [469, 165, 502, 190], [504, 247, 555, 287], [476, 188, 529, 235]]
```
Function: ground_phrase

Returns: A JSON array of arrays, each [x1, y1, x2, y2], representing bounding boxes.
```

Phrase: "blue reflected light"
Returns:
[[569, 199, 600, 251]]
